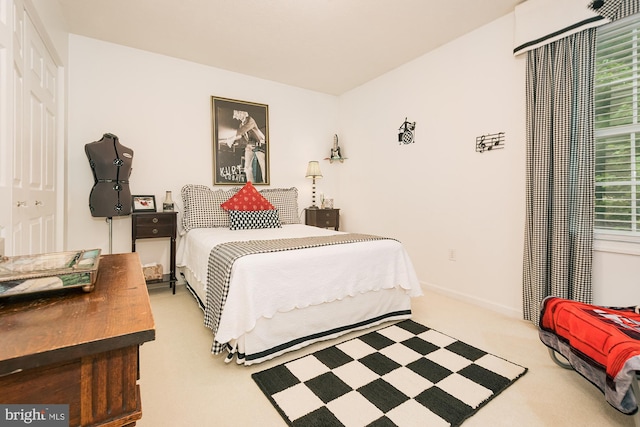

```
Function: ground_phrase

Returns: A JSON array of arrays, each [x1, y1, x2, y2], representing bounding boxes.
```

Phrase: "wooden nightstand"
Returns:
[[305, 208, 340, 230], [132, 211, 177, 293]]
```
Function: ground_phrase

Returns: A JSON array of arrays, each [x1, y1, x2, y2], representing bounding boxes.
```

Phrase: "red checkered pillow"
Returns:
[[221, 182, 274, 211]]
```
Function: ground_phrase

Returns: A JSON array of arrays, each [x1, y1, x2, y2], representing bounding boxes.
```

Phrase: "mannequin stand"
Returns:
[[106, 217, 113, 254]]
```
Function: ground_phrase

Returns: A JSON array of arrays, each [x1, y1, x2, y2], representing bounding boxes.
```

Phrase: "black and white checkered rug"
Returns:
[[252, 320, 527, 427]]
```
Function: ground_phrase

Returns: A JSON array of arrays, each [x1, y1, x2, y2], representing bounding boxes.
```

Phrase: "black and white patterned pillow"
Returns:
[[228, 209, 282, 230], [181, 184, 240, 231], [259, 187, 300, 224]]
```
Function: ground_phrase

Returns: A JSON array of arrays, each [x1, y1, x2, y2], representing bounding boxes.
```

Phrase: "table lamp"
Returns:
[[305, 161, 323, 209]]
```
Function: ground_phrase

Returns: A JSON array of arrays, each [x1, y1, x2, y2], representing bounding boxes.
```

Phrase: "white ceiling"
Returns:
[[57, 0, 524, 95]]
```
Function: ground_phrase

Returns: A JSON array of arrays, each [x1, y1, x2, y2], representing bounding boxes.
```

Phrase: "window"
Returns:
[[594, 14, 640, 241]]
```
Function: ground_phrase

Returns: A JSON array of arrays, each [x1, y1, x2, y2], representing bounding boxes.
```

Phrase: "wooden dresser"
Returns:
[[0, 253, 155, 427]]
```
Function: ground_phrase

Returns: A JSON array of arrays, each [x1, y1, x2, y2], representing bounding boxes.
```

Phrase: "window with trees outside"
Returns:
[[594, 14, 640, 245]]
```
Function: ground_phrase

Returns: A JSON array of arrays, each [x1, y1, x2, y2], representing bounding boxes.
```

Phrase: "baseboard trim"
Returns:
[[422, 282, 523, 319]]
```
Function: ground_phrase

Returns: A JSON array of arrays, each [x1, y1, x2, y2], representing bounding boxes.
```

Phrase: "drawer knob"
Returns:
[[152, 229, 158, 234], [152, 217, 159, 223]]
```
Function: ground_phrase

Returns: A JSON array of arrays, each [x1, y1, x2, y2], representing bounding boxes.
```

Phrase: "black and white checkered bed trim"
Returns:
[[204, 233, 394, 354]]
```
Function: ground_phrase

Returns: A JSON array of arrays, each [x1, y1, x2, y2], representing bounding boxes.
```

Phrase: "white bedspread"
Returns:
[[177, 224, 422, 344]]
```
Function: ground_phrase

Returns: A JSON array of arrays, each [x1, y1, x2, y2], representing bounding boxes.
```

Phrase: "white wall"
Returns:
[[593, 244, 640, 306], [31, 0, 68, 62], [66, 35, 339, 268], [339, 12, 640, 314], [338, 14, 527, 317]]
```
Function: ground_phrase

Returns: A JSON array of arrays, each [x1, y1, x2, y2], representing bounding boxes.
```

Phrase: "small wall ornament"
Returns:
[[475, 132, 505, 153], [398, 118, 416, 145]]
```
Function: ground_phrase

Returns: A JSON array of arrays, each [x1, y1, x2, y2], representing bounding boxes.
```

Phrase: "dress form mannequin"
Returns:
[[85, 133, 134, 217]]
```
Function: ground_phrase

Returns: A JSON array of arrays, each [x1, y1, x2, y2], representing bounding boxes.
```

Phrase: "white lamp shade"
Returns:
[[305, 161, 323, 178]]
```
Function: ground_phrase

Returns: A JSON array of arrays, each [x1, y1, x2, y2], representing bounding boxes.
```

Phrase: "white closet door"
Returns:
[[0, 1, 13, 255], [11, 0, 57, 255]]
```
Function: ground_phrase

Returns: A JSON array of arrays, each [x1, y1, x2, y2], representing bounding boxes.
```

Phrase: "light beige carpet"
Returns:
[[137, 283, 634, 426]]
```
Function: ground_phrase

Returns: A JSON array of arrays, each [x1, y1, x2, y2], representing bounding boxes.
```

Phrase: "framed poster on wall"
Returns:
[[211, 96, 270, 185]]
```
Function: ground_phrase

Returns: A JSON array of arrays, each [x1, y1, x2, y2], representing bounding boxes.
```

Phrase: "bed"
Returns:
[[176, 184, 423, 365]]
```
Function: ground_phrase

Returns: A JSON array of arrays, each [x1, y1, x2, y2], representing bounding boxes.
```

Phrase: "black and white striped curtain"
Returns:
[[521, 0, 640, 324], [522, 29, 596, 324]]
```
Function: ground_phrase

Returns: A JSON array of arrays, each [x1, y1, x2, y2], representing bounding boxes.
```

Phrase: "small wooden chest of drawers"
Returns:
[[131, 211, 177, 293], [132, 212, 176, 238], [305, 208, 340, 230]]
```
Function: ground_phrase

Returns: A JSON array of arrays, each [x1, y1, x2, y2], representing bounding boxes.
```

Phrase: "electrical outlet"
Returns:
[[448, 249, 456, 261]]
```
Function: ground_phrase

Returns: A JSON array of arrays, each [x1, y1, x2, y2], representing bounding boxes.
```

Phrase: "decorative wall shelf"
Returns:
[[324, 134, 347, 163]]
